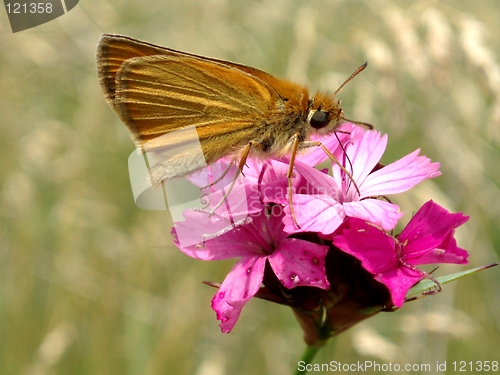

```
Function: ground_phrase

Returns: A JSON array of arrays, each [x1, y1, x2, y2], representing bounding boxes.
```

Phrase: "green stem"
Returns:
[[293, 345, 321, 375]]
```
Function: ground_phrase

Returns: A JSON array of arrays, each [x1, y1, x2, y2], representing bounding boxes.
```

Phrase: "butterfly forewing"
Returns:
[[97, 34, 282, 105], [97, 34, 299, 182], [114, 54, 281, 150], [96, 36, 171, 107]]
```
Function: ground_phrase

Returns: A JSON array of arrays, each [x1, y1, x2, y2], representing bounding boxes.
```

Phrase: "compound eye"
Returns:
[[309, 110, 330, 129]]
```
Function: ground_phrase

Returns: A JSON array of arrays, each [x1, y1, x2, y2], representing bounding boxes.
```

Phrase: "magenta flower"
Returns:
[[281, 127, 441, 234], [172, 208, 330, 333], [164, 124, 475, 340], [332, 200, 469, 307]]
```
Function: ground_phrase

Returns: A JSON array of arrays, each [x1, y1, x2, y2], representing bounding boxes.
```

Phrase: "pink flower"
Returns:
[[166, 124, 471, 336], [332, 200, 469, 307], [282, 127, 441, 234], [172, 208, 330, 333]]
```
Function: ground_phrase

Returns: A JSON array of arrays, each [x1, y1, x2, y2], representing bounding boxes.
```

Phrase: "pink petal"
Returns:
[[259, 160, 297, 205], [283, 194, 345, 234], [334, 129, 388, 185], [360, 150, 441, 197], [332, 218, 425, 307], [332, 218, 398, 275], [212, 255, 267, 333], [400, 200, 469, 263], [248, 206, 289, 245], [201, 180, 264, 217], [188, 162, 239, 190], [293, 161, 339, 197], [414, 233, 469, 265], [173, 211, 270, 260], [402, 200, 468, 241], [343, 199, 403, 230], [374, 267, 425, 307], [173, 210, 246, 252], [268, 238, 330, 289]]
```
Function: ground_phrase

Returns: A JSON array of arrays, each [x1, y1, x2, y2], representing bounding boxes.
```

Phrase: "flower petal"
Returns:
[[212, 255, 267, 333], [400, 200, 469, 263], [173, 211, 267, 260], [335, 129, 388, 185], [293, 161, 339, 197], [259, 160, 296, 205], [333, 218, 425, 307], [332, 218, 399, 275], [413, 232, 469, 265], [268, 238, 330, 289], [248, 207, 289, 245], [374, 267, 425, 307], [201, 180, 264, 217], [360, 150, 441, 197], [283, 194, 345, 235], [343, 199, 403, 230]]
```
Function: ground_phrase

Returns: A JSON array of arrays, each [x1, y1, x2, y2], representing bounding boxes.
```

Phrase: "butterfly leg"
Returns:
[[287, 134, 301, 229], [297, 140, 361, 196], [208, 142, 252, 216]]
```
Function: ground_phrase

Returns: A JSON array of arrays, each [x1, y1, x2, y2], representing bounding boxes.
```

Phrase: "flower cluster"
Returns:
[[172, 123, 469, 338]]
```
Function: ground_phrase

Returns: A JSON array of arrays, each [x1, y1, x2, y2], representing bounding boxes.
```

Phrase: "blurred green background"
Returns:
[[1, 0, 499, 374]]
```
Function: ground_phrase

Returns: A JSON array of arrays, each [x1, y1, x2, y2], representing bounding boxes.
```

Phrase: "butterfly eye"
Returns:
[[309, 110, 330, 129]]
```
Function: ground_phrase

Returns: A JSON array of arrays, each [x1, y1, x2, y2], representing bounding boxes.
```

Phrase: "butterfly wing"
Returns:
[[97, 34, 288, 105], [115, 53, 281, 148], [99, 40, 288, 181], [95, 34, 307, 181]]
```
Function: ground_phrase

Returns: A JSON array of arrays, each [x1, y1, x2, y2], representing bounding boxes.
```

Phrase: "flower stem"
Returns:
[[293, 345, 321, 375]]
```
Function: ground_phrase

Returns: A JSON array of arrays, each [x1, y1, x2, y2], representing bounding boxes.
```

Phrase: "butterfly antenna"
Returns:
[[332, 62, 368, 98], [341, 117, 374, 130], [332, 62, 373, 129]]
